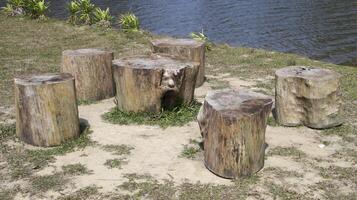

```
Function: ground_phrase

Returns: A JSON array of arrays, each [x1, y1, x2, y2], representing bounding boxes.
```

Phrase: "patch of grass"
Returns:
[[206, 78, 230, 89], [104, 158, 127, 169], [263, 167, 304, 178], [118, 173, 260, 199], [182, 176, 259, 199], [102, 101, 201, 128], [0, 123, 16, 143], [312, 180, 357, 199], [0, 13, 151, 106], [179, 139, 202, 159], [0, 187, 19, 200], [1, 123, 94, 180], [319, 165, 357, 182], [31, 173, 67, 192], [180, 145, 201, 159], [58, 185, 102, 200], [62, 163, 92, 176], [119, 174, 176, 199], [321, 124, 356, 143], [253, 80, 274, 95], [267, 116, 278, 127], [101, 144, 134, 156], [332, 148, 357, 164], [267, 182, 308, 200], [267, 146, 306, 160]]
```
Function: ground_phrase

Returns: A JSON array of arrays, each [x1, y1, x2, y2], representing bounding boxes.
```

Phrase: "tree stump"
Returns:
[[61, 48, 114, 101], [151, 38, 205, 87], [112, 54, 199, 113], [14, 73, 80, 147], [275, 66, 342, 129], [197, 89, 273, 178]]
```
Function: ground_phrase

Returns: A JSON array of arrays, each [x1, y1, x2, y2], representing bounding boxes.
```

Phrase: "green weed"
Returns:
[[102, 101, 201, 128], [119, 13, 140, 32], [62, 163, 92, 176]]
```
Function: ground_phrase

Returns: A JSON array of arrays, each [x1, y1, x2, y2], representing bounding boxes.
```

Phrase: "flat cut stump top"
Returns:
[[14, 73, 74, 86], [205, 89, 273, 118], [112, 55, 198, 70], [62, 48, 111, 57], [275, 66, 340, 81]]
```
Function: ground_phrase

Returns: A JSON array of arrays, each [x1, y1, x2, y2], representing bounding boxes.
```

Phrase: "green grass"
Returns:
[[267, 146, 306, 160], [332, 148, 357, 164], [263, 167, 304, 178], [180, 145, 201, 159], [31, 173, 67, 192], [313, 181, 357, 199], [180, 139, 202, 159], [118, 173, 260, 199], [0, 123, 16, 143], [1, 122, 94, 180], [104, 158, 127, 169], [321, 124, 356, 144], [267, 182, 308, 200], [62, 163, 92, 176], [267, 116, 278, 127], [319, 165, 357, 181], [58, 186, 102, 200], [0, 13, 151, 106], [102, 101, 201, 128], [0, 187, 19, 200], [101, 144, 134, 156], [253, 80, 274, 95], [206, 78, 230, 89]]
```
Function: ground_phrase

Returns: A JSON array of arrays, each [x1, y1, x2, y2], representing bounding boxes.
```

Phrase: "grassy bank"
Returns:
[[0, 13, 357, 199], [1, 13, 356, 120]]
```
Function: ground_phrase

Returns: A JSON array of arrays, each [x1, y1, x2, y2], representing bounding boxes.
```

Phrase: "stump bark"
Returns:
[[197, 89, 273, 178], [112, 54, 199, 113], [14, 73, 80, 147], [151, 38, 205, 87], [61, 48, 114, 101], [275, 66, 342, 129]]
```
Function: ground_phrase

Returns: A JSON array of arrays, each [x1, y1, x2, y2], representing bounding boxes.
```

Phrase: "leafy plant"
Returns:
[[26, 0, 49, 20], [1, 0, 25, 16], [67, 0, 112, 26], [190, 30, 213, 51], [78, 0, 95, 24], [93, 7, 112, 27], [94, 7, 112, 22], [67, 0, 80, 24], [119, 13, 140, 32]]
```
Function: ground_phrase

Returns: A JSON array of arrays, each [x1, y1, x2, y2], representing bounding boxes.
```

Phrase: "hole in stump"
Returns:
[[161, 90, 179, 110]]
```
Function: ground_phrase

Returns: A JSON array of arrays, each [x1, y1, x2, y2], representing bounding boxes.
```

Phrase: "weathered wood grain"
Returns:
[[275, 66, 342, 129], [197, 89, 273, 178], [112, 54, 199, 113], [151, 38, 205, 87], [14, 73, 80, 147], [61, 48, 114, 101]]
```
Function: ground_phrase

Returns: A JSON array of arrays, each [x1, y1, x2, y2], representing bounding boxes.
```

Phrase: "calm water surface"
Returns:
[[2, 0, 357, 65]]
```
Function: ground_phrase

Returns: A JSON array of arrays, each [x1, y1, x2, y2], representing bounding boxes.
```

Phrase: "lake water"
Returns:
[[2, 0, 357, 65]]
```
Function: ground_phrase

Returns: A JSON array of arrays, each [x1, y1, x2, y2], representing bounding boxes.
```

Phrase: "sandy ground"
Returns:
[[10, 76, 355, 199]]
